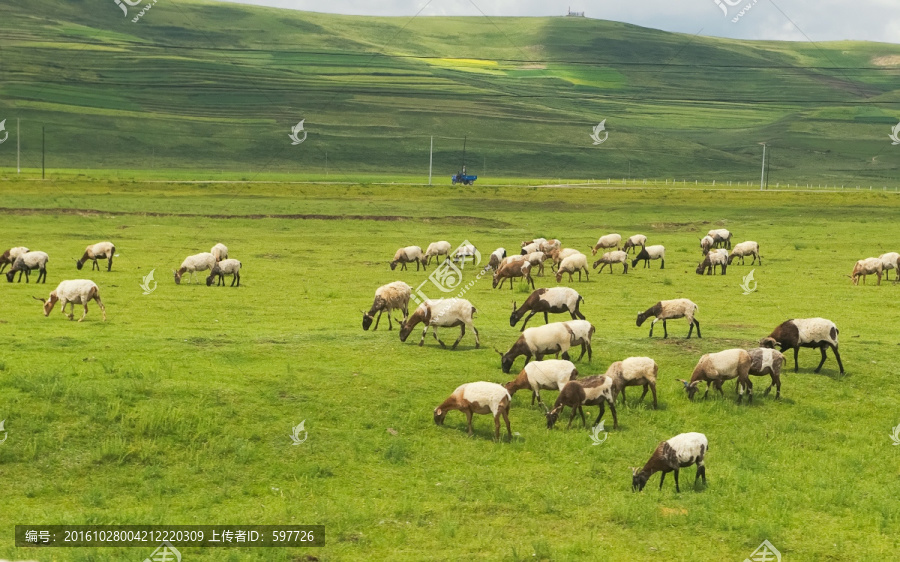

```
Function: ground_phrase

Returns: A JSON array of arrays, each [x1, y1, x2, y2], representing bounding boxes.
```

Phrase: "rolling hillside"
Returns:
[[1, 0, 899, 182]]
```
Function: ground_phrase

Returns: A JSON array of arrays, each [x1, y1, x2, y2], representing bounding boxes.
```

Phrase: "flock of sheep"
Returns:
[[2, 242, 242, 322], [367, 231, 854, 492]]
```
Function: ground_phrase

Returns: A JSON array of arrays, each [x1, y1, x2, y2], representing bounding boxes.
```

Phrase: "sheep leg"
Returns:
[[650, 383, 658, 409], [519, 311, 537, 331], [673, 469, 681, 493], [831, 344, 845, 374], [793, 347, 800, 372], [502, 408, 512, 440], [660, 258, 665, 269], [465, 410, 474, 436], [451, 325, 465, 350], [493, 413, 501, 441], [694, 319, 702, 338], [95, 295, 107, 321], [79, 302, 89, 322], [814, 346, 828, 373], [107, 256, 113, 271], [92, 260, 99, 271], [648, 319, 657, 338], [433, 327, 447, 348], [662, 319, 668, 339], [231, 273, 239, 287], [659, 471, 666, 490], [471, 325, 480, 348], [696, 464, 707, 485], [528, 275, 535, 290], [565, 406, 577, 429], [619, 387, 627, 405], [639, 384, 649, 403], [418, 325, 428, 347]]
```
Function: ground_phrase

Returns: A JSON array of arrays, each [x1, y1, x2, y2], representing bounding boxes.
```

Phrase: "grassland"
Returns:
[[1, 0, 900, 182], [1, 180, 899, 561]]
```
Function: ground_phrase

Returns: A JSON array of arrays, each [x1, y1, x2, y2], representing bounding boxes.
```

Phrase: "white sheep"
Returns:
[[727, 241, 761, 265], [390, 246, 426, 271], [556, 252, 590, 283], [76, 241, 116, 272], [632, 432, 708, 492], [707, 228, 732, 249], [399, 298, 479, 349], [636, 298, 700, 338], [211, 243, 228, 262], [592, 233, 622, 255], [174, 252, 216, 284], [548, 247, 579, 270], [5, 251, 49, 284], [433, 381, 511, 441], [879, 252, 899, 281], [523, 251, 546, 276], [424, 241, 452, 265], [761, 317, 843, 374], [35, 279, 106, 322], [604, 356, 658, 408], [0, 246, 28, 273], [563, 319, 594, 362], [679, 349, 752, 403], [623, 234, 647, 254], [592, 250, 628, 274], [504, 359, 578, 410], [851, 257, 883, 285], [362, 281, 411, 331], [699, 235, 715, 255], [206, 258, 242, 287]]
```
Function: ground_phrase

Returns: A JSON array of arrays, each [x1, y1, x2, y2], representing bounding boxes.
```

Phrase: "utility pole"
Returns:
[[759, 142, 767, 191], [428, 136, 433, 186]]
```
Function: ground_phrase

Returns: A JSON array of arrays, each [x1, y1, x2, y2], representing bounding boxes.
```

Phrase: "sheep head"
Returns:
[[632, 468, 649, 492], [678, 378, 700, 400], [433, 407, 447, 425]]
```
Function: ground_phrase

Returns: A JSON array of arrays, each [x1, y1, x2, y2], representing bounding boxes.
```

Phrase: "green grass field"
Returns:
[[1, 180, 899, 561]]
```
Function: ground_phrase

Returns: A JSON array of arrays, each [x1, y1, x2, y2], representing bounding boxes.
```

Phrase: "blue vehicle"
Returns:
[[451, 136, 477, 185]]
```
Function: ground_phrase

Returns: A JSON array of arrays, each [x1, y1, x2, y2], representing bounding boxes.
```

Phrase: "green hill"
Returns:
[[1, 0, 899, 182]]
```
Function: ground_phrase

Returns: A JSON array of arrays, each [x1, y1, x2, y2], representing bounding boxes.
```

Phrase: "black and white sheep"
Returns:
[[695, 250, 727, 275], [592, 250, 628, 274], [636, 298, 700, 338], [488, 248, 507, 271], [761, 318, 844, 374], [6, 251, 49, 283], [509, 287, 585, 331], [0, 246, 28, 273], [433, 381, 511, 441], [632, 432, 708, 492], [631, 245, 665, 269], [622, 234, 647, 254], [362, 281, 411, 331], [206, 258, 242, 287], [707, 229, 732, 249]]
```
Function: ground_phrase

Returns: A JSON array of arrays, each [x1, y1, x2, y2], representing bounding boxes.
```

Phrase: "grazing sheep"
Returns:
[[362, 281, 411, 331], [707, 229, 732, 249], [76, 241, 115, 272], [679, 348, 752, 404], [851, 257, 883, 286], [605, 357, 658, 408], [632, 245, 665, 269], [548, 247, 580, 271], [509, 287, 585, 331], [493, 260, 535, 290], [399, 298, 479, 349], [592, 250, 629, 274], [592, 233, 622, 255], [504, 359, 578, 410], [433, 381, 511, 441], [727, 241, 761, 266], [695, 250, 727, 275], [539, 239, 562, 254], [879, 252, 899, 280], [206, 258, 242, 287], [556, 252, 590, 283], [488, 248, 507, 271], [174, 252, 216, 284], [34, 279, 106, 322], [563, 319, 594, 362], [453, 243, 477, 267], [761, 317, 844, 374], [545, 375, 618, 430], [523, 251, 546, 276], [0, 246, 29, 273], [424, 241, 452, 265], [632, 433, 707, 492], [622, 234, 647, 254], [390, 246, 426, 271], [6, 251, 49, 284], [521, 241, 542, 255], [498, 322, 576, 373], [211, 243, 229, 262], [522, 238, 547, 249], [636, 298, 700, 338], [748, 347, 785, 399], [700, 235, 715, 255]]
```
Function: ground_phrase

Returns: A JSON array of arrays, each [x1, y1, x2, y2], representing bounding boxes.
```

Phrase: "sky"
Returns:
[[218, 0, 900, 44]]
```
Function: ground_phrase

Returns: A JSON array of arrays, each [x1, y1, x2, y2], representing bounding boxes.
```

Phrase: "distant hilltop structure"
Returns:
[[566, 7, 585, 17]]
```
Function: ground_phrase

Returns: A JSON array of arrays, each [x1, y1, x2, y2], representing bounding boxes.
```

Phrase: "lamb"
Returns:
[[548, 247, 579, 270], [632, 245, 665, 269], [453, 243, 477, 267], [592, 233, 622, 255], [424, 241, 452, 265], [5, 251, 49, 284], [539, 239, 562, 254], [604, 357, 658, 408], [556, 252, 590, 283], [399, 298, 479, 349], [206, 258, 242, 287], [632, 433, 708, 492], [699, 235, 715, 255], [523, 251, 546, 276], [592, 250, 628, 274], [879, 252, 899, 281], [174, 252, 216, 284], [76, 241, 115, 272], [433, 381, 511, 441], [210, 243, 228, 262], [622, 234, 647, 254], [727, 241, 761, 265], [850, 257, 883, 286], [0, 246, 29, 273], [563, 319, 595, 362], [509, 287, 585, 331], [34, 279, 106, 322], [493, 260, 535, 290], [488, 248, 507, 271], [760, 317, 844, 374], [362, 281, 411, 331], [695, 250, 727, 275], [707, 228, 732, 249], [498, 322, 576, 373], [678, 349, 752, 404], [390, 246, 426, 271], [504, 359, 578, 410], [545, 375, 618, 430], [747, 347, 785, 399], [636, 298, 700, 338]]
